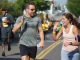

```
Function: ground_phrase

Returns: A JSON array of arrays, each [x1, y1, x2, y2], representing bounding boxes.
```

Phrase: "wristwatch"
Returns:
[[69, 42, 73, 45]]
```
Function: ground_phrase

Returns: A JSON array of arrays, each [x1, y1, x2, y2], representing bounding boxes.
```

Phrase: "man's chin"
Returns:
[[31, 14, 36, 17]]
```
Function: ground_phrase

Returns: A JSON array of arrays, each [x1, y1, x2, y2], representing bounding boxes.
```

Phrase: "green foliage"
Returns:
[[0, 0, 50, 17], [13, 0, 26, 17], [0, 0, 9, 9], [66, 0, 80, 17], [0, 0, 16, 17], [36, 1, 50, 11]]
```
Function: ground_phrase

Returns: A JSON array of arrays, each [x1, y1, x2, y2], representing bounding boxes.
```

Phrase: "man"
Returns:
[[0, 9, 14, 56], [12, 2, 44, 60], [1, 17, 12, 56]]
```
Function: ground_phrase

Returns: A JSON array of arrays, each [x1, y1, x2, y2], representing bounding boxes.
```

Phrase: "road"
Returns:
[[0, 31, 54, 60], [0, 31, 80, 60]]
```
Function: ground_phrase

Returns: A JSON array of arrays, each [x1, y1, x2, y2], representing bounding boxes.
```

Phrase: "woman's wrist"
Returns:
[[53, 31, 56, 34], [53, 28, 56, 34], [69, 42, 73, 45]]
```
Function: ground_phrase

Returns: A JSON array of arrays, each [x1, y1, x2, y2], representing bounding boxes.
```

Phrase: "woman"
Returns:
[[52, 13, 80, 60]]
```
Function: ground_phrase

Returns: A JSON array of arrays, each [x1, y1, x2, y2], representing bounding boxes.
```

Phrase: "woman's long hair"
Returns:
[[39, 13, 45, 24], [63, 13, 78, 28]]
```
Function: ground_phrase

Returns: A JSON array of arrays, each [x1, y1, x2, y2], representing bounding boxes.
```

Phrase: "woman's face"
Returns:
[[61, 16, 70, 26]]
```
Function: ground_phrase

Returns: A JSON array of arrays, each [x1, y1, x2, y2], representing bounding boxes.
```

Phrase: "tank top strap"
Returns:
[[69, 25, 74, 33], [63, 25, 74, 34]]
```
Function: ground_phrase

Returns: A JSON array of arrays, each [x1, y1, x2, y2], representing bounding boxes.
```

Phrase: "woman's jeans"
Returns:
[[61, 49, 80, 60]]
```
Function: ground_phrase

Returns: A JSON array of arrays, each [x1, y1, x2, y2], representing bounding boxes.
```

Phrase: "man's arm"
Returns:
[[38, 26, 44, 48], [12, 17, 24, 33]]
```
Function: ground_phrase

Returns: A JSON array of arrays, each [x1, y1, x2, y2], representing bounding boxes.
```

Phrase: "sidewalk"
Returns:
[[0, 43, 20, 60]]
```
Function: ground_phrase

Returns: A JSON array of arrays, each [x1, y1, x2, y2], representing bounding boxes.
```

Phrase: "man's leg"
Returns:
[[21, 55, 29, 60]]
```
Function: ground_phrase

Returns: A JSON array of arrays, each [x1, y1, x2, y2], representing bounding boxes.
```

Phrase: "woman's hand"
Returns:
[[53, 22, 58, 30], [63, 40, 71, 47]]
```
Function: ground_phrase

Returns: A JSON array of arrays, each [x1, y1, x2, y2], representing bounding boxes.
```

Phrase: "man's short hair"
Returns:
[[2, 8, 8, 11], [2, 8, 8, 13], [24, 2, 36, 9]]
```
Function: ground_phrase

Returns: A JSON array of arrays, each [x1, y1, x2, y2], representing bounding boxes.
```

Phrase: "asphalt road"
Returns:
[[0, 31, 54, 60], [0, 32, 80, 60]]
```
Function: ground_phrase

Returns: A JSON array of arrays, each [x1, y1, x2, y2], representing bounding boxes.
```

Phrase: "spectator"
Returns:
[[0, 8, 14, 42], [0, 8, 14, 28], [1, 17, 12, 56]]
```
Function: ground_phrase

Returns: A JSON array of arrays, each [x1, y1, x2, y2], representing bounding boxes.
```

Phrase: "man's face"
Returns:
[[2, 11, 6, 15], [26, 5, 36, 17]]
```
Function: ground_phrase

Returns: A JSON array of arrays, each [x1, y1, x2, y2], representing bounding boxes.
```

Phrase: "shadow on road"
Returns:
[[36, 59, 49, 60], [0, 58, 20, 60], [0, 58, 49, 60], [7, 53, 20, 56]]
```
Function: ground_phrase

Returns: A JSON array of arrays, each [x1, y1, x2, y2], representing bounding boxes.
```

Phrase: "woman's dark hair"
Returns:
[[62, 13, 78, 27]]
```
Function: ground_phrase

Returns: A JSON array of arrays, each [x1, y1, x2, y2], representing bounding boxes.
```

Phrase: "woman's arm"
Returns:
[[72, 26, 79, 46], [53, 27, 63, 41], [52, 22, 63, 41]]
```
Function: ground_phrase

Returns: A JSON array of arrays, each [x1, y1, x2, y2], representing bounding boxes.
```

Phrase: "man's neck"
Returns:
[[25, 13, 31, 18], [24, 13, 36, 18]]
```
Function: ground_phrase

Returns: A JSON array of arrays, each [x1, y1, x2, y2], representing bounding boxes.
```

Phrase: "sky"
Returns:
[[54, 0, 67, 5]]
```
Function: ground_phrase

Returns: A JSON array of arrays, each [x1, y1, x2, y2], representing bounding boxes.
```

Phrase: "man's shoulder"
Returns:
[[17, 16, 23, 18], [16, 16, 23, 21], [33, 15, 40, 20], [13, 16, 20, 23]]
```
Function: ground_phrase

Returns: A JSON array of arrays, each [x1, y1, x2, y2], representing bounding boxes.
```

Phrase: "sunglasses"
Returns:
[[30, 9, 35, 11]]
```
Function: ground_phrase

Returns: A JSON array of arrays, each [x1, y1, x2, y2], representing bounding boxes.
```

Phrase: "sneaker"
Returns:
[[2, 52, 5, 56]]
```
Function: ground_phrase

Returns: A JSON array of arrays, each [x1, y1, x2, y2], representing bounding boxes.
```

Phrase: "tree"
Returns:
[[0, 0, 50, 17], [0, 0, 15, 17], [66, 0, 80, 17]]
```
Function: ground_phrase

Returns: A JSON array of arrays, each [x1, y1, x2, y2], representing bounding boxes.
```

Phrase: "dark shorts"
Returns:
[[1, 27, 12, 44], [1, 38, 8, 44], [1, 26, 12, 38], [19, 44, 37, 59]]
